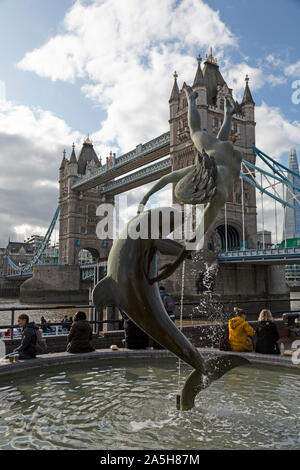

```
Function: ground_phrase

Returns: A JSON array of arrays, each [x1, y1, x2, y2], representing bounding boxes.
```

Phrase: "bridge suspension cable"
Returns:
[[239, 145, 300, 250], [6, 207, 60, 277]]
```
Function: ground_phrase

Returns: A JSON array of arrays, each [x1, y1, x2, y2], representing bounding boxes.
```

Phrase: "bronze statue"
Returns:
[[138, 86, 242, 246], [93, 83, 248, 410], [93, 208, 249, 410]]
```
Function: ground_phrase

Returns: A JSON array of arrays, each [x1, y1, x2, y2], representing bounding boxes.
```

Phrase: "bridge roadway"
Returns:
[[7, 247, 300, 281], [79, 247, 300, 280], [218, 247, 300, 265], [72, 131, 170, 192], [100, 158, 172, 195]]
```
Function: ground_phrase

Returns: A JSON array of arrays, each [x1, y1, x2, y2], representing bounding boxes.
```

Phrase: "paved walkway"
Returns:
[[0, 347, 299, 378]]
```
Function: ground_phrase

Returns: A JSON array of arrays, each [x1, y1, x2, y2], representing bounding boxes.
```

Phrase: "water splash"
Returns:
[[177, 260, 186, 390], [187, 251, 228, 346]]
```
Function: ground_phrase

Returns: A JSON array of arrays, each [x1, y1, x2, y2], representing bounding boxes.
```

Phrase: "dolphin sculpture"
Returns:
[[92, 207, 249, 410]]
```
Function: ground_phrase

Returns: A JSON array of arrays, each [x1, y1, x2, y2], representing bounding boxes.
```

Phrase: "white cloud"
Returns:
[[222, 61, 265, 100], [11, 0, 299, 249], [0, 100, 80, 152], [18, 0, 237, 152], [256, 101, 300, 158], [0, 80, 6, 102], [222, 61, 287, 102], [285, 61, 300, 78], [266, 54, 284, 68], [0, 99, 80, 245]]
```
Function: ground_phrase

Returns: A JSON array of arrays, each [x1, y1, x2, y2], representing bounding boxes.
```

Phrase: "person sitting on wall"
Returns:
[[159, 286, 176, 322], [228, 307, 255, 352], [61, 315, 68, 329], [10, 314, 39, 360], [255, 309, 280, 355], [40, 316, 47, 333], [66, 311, 95, 354], [66, 317, 73, 332]]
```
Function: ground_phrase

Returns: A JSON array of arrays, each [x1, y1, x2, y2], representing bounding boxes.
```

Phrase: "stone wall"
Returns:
[[20, 265, 89, 303], [3, 320, 294, 355], [0, 279, 24, 298], [3, 330, 125, 355], [159, 251, 290, 314]]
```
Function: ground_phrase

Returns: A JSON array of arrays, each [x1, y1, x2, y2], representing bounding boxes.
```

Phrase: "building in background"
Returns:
[[283, 148, 300, 284], [283, 148, 300, 240], [0, 237, 59, 279], [256, 230, 272, 249]]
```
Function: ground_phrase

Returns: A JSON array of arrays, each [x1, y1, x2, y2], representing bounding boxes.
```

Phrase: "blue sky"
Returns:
[[0, 0, 101, 131], [0, 0, 299, 245], [0, 0, 299, 137]]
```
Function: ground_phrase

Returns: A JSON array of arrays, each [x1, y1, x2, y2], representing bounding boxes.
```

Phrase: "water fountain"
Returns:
[[0, 360, 298, 450], [92, 90, 251, 410]]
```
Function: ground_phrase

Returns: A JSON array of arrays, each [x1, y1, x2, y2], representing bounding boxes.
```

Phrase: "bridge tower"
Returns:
[[58, 138, 113, 266], [169, 50, 257, 250]]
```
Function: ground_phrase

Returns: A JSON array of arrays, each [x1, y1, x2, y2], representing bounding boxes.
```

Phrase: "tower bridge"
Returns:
[[8, 49, 300, 308], [99, 157, 172, 195], [71, 131, 170, 192], [57, 49, 259, 268]]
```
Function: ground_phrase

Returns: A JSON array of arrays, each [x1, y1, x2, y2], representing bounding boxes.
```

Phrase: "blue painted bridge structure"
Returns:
[[218, 247, 300, 265], [79, 247, 300, 281]]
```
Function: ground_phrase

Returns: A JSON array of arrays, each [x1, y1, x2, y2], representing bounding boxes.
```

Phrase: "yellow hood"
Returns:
[[229, 317, 245, 330]]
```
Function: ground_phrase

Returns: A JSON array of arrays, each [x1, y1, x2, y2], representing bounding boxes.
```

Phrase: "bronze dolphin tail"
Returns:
[[92, 207, 250, 411], [179, 354, 250, 410]]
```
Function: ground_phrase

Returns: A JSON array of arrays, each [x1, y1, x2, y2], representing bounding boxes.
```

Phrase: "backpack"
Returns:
[[219, 324, 231, 351], [162, 294, 175, 313], [35, 329, 48, 354]]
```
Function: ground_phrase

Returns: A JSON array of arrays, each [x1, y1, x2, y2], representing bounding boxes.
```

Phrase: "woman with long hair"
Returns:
[[255, 309, 280, 355]]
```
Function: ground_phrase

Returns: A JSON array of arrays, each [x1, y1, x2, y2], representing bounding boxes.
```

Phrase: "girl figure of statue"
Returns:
[[137, 85, 242, 248]]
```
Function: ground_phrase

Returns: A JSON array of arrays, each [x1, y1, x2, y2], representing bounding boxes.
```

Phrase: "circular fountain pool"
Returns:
[[0, 359, 299, 450]]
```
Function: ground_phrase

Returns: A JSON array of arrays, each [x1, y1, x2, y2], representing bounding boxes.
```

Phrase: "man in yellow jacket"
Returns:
[[228, 307, 255, 352]]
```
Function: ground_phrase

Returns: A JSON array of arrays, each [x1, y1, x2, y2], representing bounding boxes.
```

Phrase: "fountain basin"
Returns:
[[0, 350, 299, 450]]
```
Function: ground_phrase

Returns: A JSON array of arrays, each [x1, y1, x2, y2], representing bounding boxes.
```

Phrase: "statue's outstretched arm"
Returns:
[[149, 239, 191, 283], [137, 167, 191, 214], [217, 97, 235, 142]]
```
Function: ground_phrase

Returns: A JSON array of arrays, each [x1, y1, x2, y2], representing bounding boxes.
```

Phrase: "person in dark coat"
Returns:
[[61, 315, 68, 329], [40, 316, 47, 333], [159, 286, 175, 322], [66, 317, 73, 332], [12, 314, 39, 359], [255, 309, 280, 355], [66, 311, 95, 354]]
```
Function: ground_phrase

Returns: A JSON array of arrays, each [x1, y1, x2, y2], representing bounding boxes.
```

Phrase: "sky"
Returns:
[[0, 0, 300, 246]]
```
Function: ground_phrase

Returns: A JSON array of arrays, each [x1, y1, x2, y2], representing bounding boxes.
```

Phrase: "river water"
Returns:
[[1, 290, 299, 328], [0, 297, 90, 328], [0, 359, 299, 450]]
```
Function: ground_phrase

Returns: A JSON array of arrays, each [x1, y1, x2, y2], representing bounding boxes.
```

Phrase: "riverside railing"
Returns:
[[0, 298, 299, 339], [0, 304, 99, 339]]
